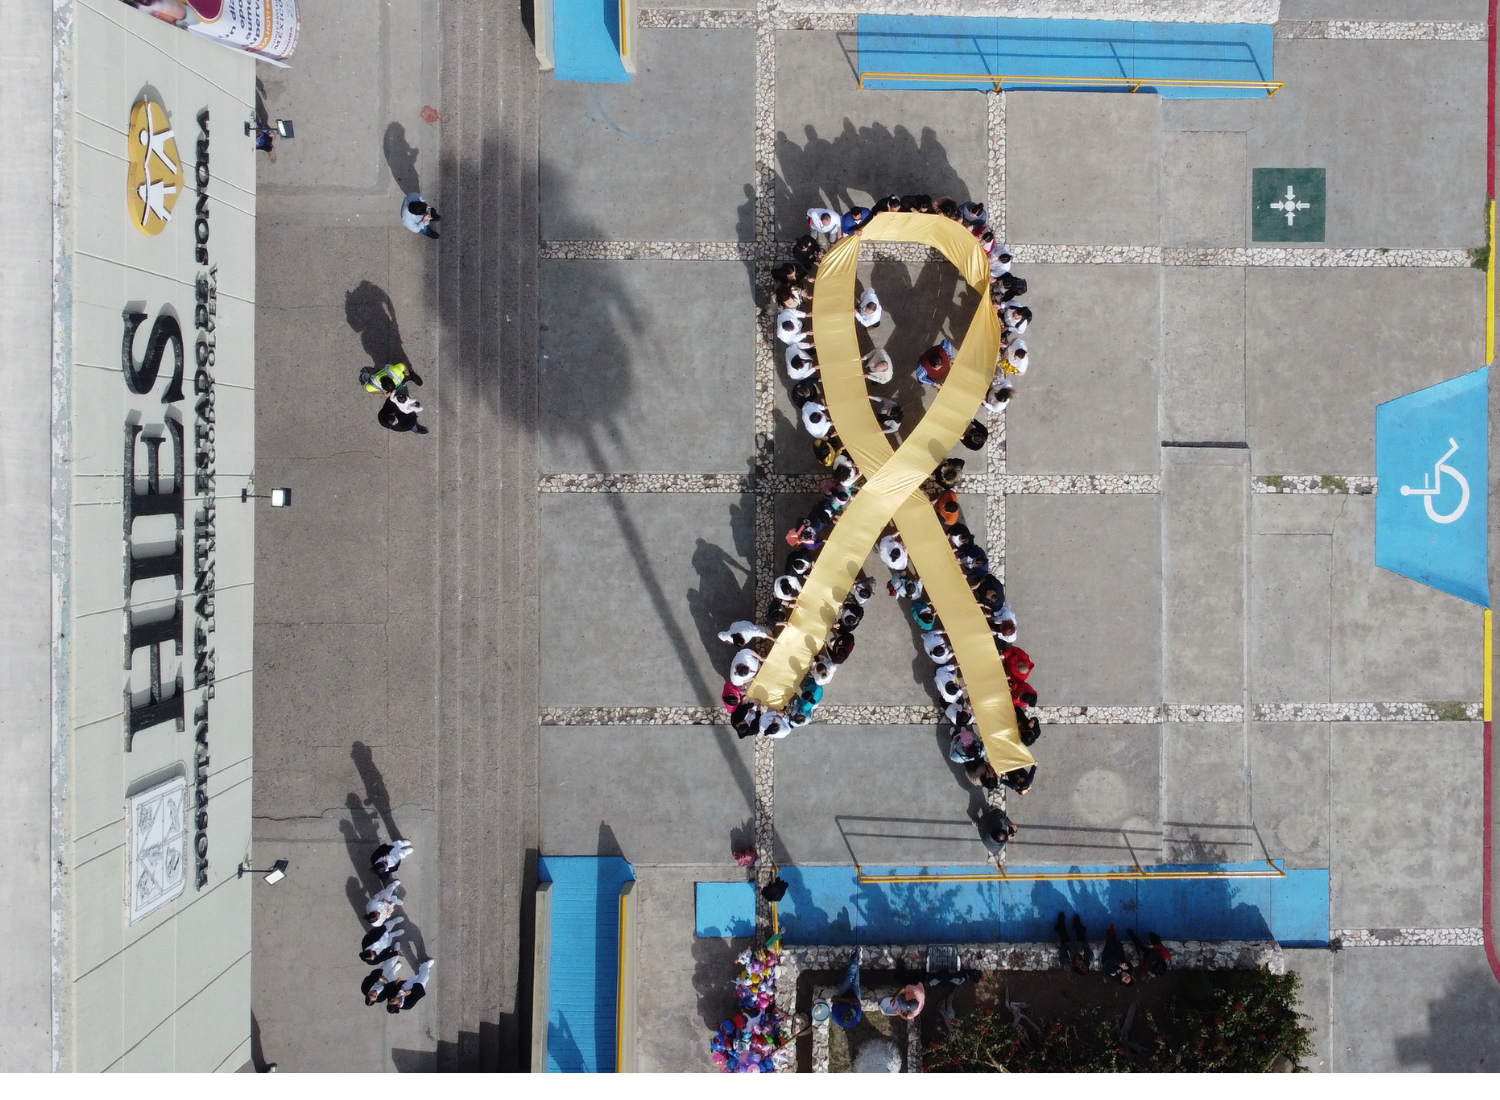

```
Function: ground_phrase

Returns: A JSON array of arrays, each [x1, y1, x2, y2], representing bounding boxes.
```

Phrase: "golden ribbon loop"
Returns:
[[747, 213, 1035, 773]]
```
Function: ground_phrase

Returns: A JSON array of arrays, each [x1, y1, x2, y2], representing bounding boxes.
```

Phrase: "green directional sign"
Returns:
[[1252, 168, 1326, 242]]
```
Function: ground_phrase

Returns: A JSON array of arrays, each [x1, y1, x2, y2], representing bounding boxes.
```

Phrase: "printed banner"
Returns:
[[118, 0, 299, 60]]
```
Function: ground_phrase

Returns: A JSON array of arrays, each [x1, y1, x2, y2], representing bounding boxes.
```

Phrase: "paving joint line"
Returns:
[[539, 240, 1476, 268], [539, 701, 1483, 725]]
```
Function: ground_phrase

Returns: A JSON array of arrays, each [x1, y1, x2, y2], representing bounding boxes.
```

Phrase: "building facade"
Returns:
[[3, 0, 257, 1071]]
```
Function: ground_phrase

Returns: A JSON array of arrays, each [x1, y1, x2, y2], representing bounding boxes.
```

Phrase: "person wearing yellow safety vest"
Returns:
[[359, 363, 429, 435]]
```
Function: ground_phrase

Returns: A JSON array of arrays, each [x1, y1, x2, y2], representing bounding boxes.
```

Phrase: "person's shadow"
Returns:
[[345, 281, 411, 371], [338, 741, 430, 965], [383, 121, 421, 196]]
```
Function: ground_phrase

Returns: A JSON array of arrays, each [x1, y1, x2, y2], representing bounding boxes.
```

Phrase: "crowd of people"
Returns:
[[1055, 911, 1175, 983], [720, 193, 1044, 858], [710, 941, 800, 1072], [359, 839, 436, 1013]]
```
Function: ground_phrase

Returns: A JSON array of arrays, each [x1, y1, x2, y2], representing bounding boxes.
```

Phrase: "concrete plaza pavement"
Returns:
[[249, 2, 1500, 1073]]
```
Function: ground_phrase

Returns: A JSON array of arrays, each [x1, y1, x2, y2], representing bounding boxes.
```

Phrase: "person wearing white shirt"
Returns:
[[718, 621, 772, 648], [1002, 341, 1029, 376], [923, 628, 953, 664], [363, 955, 406, 1005], [988, 252, 1010, 279], [855, 287, 883, 329], [1000, 304, 1030, 334], [862, 348, 894, 385], [807, 208, 842, 239], [776, 309, 809, 345], [878, 534, 908, 571], [758, 710, 792, 738], [786, 346, 818, 381], [360, 916, 405, 964], [729, 647, 762, 687], [387, 959, 435, 1013], [983, 377, 1015, 413], [993, 603, 1018, 643], [365, 879, 402, 926], [371, 839, 414, 878], [802, 401, 833, 438], [810, 654, 836, 685], [934, 663, 965, 704]]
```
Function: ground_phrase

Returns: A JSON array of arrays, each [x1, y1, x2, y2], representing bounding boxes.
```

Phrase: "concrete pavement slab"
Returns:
[[1249, 41, 1486, 249], [1161, 267, 1245, 443], [1006, 91, 1160, 245], [1250, 723, 1330, 869], [1282, 947, 1332, 1071], [1330, 497, 1483, 702], [1245, 269, 1485, 474], [1329, 723, 1482, 928], [1163, 449, 1247, 704], [252, 454, 389, 625], [1331, 946, 1500, 1072], [774, 31, 986, 241], [538, 727, 755, 864], [251, 807, 439, 1072], [1004, 265, 1160, 474], [539, 260, 755, 473], [1005, 495, 1162, 706], [1162, 725, 1251, 864], [1162, 130, 1246, 247], [773, 260, 989, 476], [1012, 723, 1161, 867], [631, 866, 748, 1073], [541, 493, 753, 706], [1250, 528, 1331, 702], [1280, 0, 1485, 16], [541, 29, 756, 241], [772, 725, 996, 866]]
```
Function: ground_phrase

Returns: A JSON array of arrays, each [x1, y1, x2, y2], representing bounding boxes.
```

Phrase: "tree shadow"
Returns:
[[691, 933, 750, 1032], [1393, 958, 1500, 1071], [345, 281, 411, 369], [383, 121, 423, 196], [775, 121, 975, 241]]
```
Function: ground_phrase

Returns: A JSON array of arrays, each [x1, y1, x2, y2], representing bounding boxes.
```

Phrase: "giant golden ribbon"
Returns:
[[747, 213, 1035, 773]]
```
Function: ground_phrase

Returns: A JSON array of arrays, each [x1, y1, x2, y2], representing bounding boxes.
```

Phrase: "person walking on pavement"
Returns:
[[365, 879, 402, 926], [1102, 924, 1134, 984], [361, 955, 404, 1005], [1055, 911, 1093, 974], [371, 839, 414, 879], [401, 192, 441, 239], [387, 959, 435, 1013], [359, 915, 405, 964]]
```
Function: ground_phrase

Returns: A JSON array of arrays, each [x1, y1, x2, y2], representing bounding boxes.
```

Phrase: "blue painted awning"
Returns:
[[699, 864, 1329, 948], [553, 0, 629, 83], [857, 16, 1274, 98], [1375, 367, 1489, 608]]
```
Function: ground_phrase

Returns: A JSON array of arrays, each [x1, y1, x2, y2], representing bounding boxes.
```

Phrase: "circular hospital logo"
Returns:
[[127, 97, 183, 236]]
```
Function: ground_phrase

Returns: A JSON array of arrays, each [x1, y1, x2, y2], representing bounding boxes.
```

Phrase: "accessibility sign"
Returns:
[[1252, 168, 1326, 242], [1374, 367, 1489, 607]]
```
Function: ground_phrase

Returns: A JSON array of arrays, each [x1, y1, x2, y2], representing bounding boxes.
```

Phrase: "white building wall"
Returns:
[[59, 0, 257, 1072], [0, 0, 64, 1072]]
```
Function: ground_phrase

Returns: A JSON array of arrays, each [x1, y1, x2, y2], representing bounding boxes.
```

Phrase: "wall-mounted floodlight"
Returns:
[[241, 487, 292, 507], [238, 858, 289, 884]]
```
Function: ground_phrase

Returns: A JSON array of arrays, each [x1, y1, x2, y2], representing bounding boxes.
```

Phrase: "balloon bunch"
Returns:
[[709, 945, 790, 1073]]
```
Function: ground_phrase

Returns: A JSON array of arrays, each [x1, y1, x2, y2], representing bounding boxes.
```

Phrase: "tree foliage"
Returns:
[[925, 968, 1314, 1073]]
